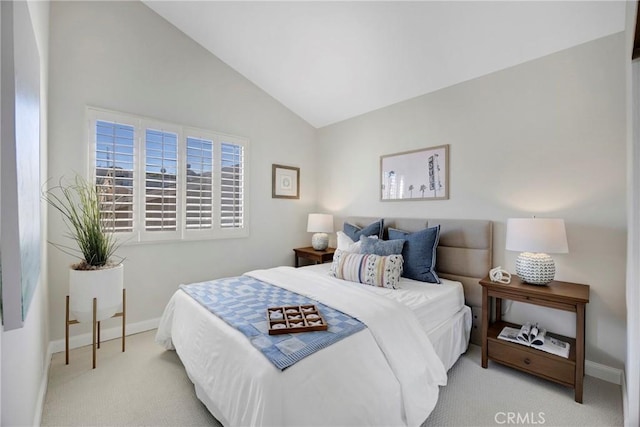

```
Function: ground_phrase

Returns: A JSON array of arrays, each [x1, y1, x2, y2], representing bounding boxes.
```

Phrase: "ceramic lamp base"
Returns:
[[311, 233, 329, 250], [515, 252, 555, 285]]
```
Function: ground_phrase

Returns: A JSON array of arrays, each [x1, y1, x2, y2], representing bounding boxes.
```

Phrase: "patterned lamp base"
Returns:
[[515, 252, 555, 285], [311, 233, 329, 250]]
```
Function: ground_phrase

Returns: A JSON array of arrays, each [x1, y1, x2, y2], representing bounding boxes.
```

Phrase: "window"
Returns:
[[145, 128, 178, 232], [88, 108, 249, 242], [220, 142, 244, 229], [185, 137, 213, 230], [95, 120, 135, 233]]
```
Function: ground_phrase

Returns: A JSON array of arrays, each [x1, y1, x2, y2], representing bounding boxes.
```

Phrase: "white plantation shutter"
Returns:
[[88, 108, 248, 242], [144, 129, 178, 232], [220, 142, 244, 229], [94, 120, 135, 232], [185, 137, 213, 230]]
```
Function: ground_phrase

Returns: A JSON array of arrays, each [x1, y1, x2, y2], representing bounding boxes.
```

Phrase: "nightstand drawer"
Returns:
[[488, 340, 575, 386]]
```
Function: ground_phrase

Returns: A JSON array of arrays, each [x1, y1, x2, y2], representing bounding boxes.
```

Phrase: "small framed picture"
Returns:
[[272, 164, 300, 199]]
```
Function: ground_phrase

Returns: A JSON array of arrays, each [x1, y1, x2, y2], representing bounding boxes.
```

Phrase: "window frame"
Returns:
[[86, 107, 249, 244]]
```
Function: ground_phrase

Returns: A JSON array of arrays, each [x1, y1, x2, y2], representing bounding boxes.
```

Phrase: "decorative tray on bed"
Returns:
[[267, 304, 328, 335]]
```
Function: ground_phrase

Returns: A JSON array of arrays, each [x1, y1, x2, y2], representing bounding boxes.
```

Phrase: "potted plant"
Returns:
[[44, 176, 124, 323]]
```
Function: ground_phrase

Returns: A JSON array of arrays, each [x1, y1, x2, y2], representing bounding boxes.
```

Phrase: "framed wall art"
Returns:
[[1, 1, 42, 330], [272, 164, 300, 199], [380, 144, 449, 201]]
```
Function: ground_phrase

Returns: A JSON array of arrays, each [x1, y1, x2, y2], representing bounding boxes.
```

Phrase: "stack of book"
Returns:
[[497, 322, 570, 358]]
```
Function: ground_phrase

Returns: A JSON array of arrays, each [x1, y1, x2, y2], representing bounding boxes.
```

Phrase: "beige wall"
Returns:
[[317, 34, 627, 368], [47, 1, 317, 342]]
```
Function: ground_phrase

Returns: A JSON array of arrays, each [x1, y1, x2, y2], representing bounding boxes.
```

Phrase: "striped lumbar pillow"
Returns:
[[329, 249, 403, 289]]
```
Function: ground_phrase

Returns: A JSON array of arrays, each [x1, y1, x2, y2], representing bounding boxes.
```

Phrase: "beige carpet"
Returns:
[[426, 345, 623, 426], [42, 330, 623, 426]]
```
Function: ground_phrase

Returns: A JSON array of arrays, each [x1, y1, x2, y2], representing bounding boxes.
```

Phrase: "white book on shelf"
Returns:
[[497, 326, 521, 345], [531, 336, 570, 358], [497, 324, 570, 359]]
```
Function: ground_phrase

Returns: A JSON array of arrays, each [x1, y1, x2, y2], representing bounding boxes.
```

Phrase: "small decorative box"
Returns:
[[267, 304, 328, 335]]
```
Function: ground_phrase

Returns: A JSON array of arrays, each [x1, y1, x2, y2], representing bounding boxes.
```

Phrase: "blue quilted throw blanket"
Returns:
[[180, 275, 366, 370]]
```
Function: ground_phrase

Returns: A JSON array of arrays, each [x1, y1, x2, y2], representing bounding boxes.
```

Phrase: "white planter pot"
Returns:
[[69, 264, 124, 323]]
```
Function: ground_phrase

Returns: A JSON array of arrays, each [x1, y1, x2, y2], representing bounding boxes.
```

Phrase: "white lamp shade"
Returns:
[[506, 218, 569, 254], [307, 214, 334, 233]]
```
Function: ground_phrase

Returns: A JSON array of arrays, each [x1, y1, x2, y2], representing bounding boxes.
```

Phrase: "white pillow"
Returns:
[[336, 231, 378, 253]]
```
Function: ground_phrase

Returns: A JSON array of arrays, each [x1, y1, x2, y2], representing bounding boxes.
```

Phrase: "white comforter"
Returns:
[[156, 266, 447, 426]]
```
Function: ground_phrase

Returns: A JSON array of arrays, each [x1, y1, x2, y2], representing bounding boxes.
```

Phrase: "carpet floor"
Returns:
[[42, 330, 623, 426]]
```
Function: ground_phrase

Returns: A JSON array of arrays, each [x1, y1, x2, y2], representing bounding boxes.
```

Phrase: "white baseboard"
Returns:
[[622, 369, 629, 426], [49, 317, 160, 354], [586, 359, 623, 385], [34, 342, 54, 427]]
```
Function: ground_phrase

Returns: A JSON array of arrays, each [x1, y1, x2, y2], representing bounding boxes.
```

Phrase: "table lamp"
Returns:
[[505, 218, 568, 285], [307, 213, 334, 251]]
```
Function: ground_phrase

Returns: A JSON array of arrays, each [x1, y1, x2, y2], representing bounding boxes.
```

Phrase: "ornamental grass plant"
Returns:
[[44, 176, 122, 270]]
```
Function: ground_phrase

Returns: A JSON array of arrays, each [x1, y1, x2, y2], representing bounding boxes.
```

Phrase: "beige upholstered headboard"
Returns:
[[343, 217, 493, 308]]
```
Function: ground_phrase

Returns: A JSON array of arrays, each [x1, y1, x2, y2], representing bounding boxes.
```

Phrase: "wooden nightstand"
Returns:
[[479, 275, 590, 403], [293, 247, 336, 268]]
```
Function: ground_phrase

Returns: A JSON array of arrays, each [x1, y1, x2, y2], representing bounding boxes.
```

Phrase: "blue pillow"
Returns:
[[360, 235, 405, 256], [388, 225, 441, 283], [343, 219, 384, 242]]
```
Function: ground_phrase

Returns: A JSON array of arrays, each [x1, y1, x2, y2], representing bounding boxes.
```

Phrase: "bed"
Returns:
[[156, 217, 493, 426]]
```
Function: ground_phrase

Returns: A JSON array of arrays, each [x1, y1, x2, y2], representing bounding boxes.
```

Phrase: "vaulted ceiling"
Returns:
[[143, 1, 626, 128]]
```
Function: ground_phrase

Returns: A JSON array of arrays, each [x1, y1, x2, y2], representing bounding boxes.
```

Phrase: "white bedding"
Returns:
[[303, 263, 465, 330], [156, 266, 450, 426]]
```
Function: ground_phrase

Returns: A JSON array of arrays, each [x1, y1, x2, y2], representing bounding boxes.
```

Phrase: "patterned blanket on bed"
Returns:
[[180, 275, 366, 370]]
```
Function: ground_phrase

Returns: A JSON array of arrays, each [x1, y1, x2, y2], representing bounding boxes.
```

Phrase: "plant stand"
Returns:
[[65, 288, 126, 369]]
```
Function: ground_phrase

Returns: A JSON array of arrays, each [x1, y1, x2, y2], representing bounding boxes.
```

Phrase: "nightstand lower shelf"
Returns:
[[488, 321, 576, 388]]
